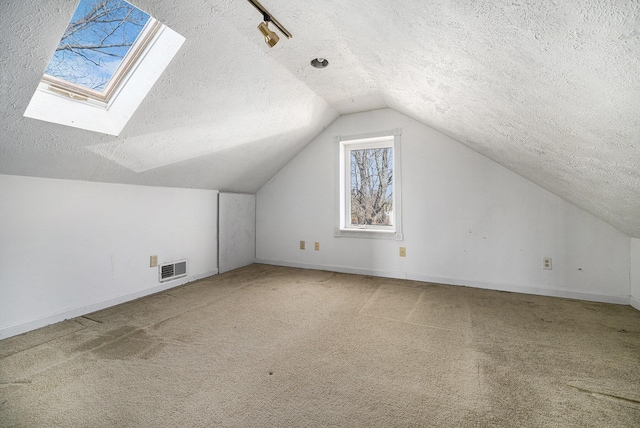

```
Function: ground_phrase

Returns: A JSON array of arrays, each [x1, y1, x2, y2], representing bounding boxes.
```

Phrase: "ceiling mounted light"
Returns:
[[258, 20, 279, 47], [311, 58, 329, 68], [246, 0, 292, 48]]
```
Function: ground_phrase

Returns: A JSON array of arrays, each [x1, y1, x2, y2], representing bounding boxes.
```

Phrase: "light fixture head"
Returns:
[[311, 57, 329, 68], [258, 21, 279, 48]]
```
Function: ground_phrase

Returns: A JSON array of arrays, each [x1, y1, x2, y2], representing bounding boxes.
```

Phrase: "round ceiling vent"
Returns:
[[310, 58, 329, 68]]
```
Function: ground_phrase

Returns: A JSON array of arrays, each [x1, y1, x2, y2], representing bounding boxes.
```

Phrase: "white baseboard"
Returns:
[[0, 269, 218, 341], [255, 258, 406, 279], [631, 296, 640, 312], [407, 272, 629, 305], [254, 259, 630, 306]]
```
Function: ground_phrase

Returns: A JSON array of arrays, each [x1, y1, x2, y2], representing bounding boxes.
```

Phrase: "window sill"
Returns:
[[335, 229, 404, 240]]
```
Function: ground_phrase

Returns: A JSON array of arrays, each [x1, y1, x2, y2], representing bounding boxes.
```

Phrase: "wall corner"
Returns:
[[631, 238, 640, 311]]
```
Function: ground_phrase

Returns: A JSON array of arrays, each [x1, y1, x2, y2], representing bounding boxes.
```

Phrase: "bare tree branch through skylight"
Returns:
[[45, 0, 150, 91]]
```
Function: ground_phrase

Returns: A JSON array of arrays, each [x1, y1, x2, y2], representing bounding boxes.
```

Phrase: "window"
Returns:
[[24, 0, 185, 136], [335, 129, 403, 240], [42, 0, 155, 103]]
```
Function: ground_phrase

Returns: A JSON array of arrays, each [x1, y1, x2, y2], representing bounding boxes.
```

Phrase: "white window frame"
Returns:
[[335, 129, 404, 240]]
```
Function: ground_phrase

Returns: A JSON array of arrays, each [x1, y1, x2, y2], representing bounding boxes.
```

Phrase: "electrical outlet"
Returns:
[[399, 247, 406, 257], [543, 257, 552, 270], [315, 242, 320, 251], [150, 255, 158, 267], [300, 241, 305, 250]]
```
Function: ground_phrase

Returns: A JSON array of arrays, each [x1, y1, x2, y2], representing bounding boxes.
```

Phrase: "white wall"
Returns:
[[0, 174, 218, 339], [256, 109, 631, 303], [219, 193, 256, 273], [632, 239, 640, 311]]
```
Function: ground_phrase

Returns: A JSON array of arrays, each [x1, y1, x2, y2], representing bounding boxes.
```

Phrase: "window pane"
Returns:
[[350, 147, 393, 226], [44, 0, 151, 91]]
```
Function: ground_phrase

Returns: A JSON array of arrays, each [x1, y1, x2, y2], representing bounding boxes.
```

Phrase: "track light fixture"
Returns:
[[258, 17, 279, 48], [247, 0, 292, 48]]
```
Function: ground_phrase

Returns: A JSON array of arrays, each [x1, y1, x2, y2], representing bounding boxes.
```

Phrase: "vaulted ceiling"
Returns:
[[1, 0, 639, 237]]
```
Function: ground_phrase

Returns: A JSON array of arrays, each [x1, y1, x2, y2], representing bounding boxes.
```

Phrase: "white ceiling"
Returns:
[[1, 0, 639, 237]]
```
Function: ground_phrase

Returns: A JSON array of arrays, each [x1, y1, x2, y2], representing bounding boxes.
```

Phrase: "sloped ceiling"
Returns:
[[1, 0, 639, 237]]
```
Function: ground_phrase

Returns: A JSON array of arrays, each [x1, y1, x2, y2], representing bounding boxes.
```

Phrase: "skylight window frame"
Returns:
[[24, 18, 185, 136], [41, 17, 162, 105]]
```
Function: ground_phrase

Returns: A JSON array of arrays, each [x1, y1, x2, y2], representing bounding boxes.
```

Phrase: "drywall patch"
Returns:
[[219, 193, 256, 273]]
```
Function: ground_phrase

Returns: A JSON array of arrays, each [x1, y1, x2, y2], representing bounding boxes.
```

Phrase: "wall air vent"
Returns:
[[159, 259, 187, 282]]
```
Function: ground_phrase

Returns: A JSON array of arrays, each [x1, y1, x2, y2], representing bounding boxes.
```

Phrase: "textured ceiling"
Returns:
[[1, 0, 639, 237]]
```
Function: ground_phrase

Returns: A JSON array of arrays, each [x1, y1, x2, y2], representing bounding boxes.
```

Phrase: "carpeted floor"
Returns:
[[1, 264, 639, 427]]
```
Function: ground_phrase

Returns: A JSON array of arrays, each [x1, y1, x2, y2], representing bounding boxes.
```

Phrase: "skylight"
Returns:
[[24, 0, 185, 135], [42, 0, 159, 102]]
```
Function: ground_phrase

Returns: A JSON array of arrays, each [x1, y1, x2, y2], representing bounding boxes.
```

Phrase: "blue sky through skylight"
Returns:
[[45, 0, 150, 91]]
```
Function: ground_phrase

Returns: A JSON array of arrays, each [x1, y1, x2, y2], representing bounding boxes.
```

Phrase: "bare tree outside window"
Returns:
[[350, 147, 394, 226], [45, 0, 150, 91]]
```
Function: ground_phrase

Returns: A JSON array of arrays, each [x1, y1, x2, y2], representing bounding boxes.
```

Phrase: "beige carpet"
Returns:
[[1, 264, 639, 427]]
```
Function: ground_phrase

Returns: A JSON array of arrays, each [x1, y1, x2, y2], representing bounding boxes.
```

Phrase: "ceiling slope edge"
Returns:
[[392, 107, 636, 239]]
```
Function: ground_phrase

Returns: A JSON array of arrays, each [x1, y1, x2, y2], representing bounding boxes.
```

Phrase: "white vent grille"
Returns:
[[159, 259, 187, 282]]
